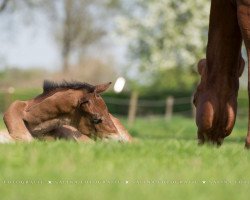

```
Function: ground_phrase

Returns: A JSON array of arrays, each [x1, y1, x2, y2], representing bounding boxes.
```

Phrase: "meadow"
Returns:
[[1, 115, 250, 200]]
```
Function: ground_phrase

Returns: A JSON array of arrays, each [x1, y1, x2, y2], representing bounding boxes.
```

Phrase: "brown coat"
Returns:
[[194, 0, 250, 146], [3, 81, 132, 143]]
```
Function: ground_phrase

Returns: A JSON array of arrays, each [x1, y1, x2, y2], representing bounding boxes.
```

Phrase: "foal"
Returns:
[[3, 80, 131, 142]]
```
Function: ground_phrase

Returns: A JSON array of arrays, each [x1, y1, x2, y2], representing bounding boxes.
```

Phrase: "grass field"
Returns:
[[1, 115, 250, 200]]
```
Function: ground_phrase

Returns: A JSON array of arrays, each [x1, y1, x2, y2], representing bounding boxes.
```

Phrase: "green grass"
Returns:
[[0, 115, 250, 200]]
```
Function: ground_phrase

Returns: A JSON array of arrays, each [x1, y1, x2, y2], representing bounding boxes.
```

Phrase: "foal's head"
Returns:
[[77, 82, 127, 141]]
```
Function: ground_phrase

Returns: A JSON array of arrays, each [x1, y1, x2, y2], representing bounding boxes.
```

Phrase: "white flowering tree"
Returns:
[[116, 0, 210, 90]]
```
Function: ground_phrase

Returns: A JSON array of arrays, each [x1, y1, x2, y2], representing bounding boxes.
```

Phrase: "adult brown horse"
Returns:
[[193, 0, 250, 147], [2, 80, 132, 143]]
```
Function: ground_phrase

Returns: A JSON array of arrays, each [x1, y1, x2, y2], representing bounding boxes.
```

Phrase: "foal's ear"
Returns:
[[94, 82, 112, 94], [238, 57, 245, 77], [197, 59, 206, 75]]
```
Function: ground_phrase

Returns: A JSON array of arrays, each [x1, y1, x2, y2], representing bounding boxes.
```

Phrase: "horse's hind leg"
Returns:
[[109, 114, 133, 142], [3, 101, 33, 142], [237, 0, 250, 148]]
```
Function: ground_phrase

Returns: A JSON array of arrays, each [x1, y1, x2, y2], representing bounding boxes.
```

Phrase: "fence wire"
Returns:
[[0, 90, 249, 117], [104, 97, 191, 107]]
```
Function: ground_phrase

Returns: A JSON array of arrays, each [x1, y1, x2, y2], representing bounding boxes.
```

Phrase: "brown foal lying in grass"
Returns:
[[1, 80, 132, 143]]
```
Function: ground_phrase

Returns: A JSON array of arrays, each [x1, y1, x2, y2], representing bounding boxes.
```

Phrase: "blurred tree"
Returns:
[[53, 0, 106, 73], [0, 0, 116, 73], [0, 0, 9, 12], [0, 0, 52, 13], [116, 0, 210, 90]]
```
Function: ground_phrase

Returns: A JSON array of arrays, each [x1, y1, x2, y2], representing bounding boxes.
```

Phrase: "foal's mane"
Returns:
[[34, 80, 95, 101], [43, 80, 95, 93]]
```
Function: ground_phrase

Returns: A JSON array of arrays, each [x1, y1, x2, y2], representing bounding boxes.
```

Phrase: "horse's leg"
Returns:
[[197, 130, 205, 145], [237, 0, 250, 148], [51, 125, 93, 142], [196, 0, 242, 144], [109, 114, 132, 142], [3, 101, 33, 142]]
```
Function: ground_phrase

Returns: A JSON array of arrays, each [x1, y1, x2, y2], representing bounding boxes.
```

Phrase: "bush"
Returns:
[[0, 88, 42, 112], [102, 89, 194, 116]]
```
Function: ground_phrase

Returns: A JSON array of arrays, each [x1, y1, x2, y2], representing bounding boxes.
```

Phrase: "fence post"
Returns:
[[191, 95, 196, 119], [165, 96, 174, 121], [128, 91, 138, 126]]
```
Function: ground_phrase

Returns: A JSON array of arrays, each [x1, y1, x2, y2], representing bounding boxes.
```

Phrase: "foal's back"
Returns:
[[24, 89, 84, 124]]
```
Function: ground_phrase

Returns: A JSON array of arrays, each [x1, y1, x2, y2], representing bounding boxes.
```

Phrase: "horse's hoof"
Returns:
[[245, 143, 250, 149]]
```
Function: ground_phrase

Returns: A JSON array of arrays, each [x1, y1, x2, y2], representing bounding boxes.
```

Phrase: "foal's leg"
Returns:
[[51, 125, 93, 142], [237, 0, 250, 148], [3, 101, 33, 142], [109, 114, 132, 142]]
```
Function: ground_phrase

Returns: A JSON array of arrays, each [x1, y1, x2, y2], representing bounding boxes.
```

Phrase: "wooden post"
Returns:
[[128, 91, 138, 126], [191, 95, 196, 119], [165, 96, 174, 121]]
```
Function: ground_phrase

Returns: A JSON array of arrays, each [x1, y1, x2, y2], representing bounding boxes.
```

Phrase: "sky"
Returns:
[[0, 10, 127, 72], [0, 11, 61, 70], [0, 26, 60, 70]]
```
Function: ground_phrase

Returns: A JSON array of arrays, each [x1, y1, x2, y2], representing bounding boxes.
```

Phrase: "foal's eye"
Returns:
[[80, 99, 89, 105]]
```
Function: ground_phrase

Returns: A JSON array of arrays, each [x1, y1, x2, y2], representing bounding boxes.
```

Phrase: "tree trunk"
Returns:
[[62, 51, 69, 73], [61, 0, 72, 73], [0, 0, 10, 12]]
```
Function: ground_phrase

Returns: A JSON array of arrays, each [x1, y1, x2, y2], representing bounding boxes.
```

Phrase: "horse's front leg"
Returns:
[[51, 125, 93, 142], [197, 130, 205, 145]]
